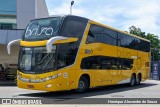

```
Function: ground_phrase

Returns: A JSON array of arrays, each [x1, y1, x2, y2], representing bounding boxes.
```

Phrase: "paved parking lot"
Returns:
[[0, 80, 160, 104]]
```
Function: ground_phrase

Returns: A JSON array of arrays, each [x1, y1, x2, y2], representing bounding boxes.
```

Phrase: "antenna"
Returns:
[[70, 1, 74, 14]]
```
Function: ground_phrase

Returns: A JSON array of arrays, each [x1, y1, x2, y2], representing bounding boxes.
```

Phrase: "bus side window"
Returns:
[[60, 19, 86, 39], [86, 31, 95, 43], [58, 19, 87, 69], [101, 58, 112, 69], [86, 24, 103, 44], [103, 28, 117, 46], [122, 59, 133, 70], [118, 33, 127, 47], [81, 56, 100, 69]]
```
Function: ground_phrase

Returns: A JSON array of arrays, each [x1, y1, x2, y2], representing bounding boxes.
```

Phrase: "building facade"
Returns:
[[0, 0, 48, 68], [0, 0, 16, 29]]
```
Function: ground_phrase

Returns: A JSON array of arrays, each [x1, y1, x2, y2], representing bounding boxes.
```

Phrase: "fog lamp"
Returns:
[[46, 84, 52, 88]]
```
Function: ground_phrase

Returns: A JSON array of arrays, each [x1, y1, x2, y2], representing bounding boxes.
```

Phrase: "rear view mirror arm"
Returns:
[[46, 36, 69, 53], [7, 39, 22, 54]]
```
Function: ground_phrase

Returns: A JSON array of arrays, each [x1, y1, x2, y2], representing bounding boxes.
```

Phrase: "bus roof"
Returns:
[[34, 15, 150, 42]]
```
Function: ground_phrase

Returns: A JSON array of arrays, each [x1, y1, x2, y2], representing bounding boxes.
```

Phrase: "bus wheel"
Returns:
[[76, 76, 89, 93], [130, 74, 136, 86], [136, 74, 141, 85]]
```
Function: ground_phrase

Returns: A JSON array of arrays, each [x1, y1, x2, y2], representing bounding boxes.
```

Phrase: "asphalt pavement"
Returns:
[[0, 80, 160, 104]]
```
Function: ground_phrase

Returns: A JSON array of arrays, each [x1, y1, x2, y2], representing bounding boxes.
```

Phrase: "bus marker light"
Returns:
[[57, 84, 62, 86]]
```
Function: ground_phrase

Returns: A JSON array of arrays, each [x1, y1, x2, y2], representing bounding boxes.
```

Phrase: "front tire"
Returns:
[[130, 74, 136, 86], [76, 76, 89, 93]]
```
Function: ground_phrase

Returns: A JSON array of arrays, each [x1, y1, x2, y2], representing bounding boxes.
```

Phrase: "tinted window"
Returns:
[[122, 59, 133, 70], [103, 28, 117, 45], [130, 38, 140, 50], [80, 56, 100, 69], [101, 57, 121, 70], [139, 40, 150, 52], [126, 36, 133, 48], [90, 24, 103, 33], [86, 25, 103, 43], [23, 17, 62, 41], [118, 32, 150, 52], [81, 56, 133, 70], [86, 30, 96, 43], [1, 24, 12, 29], [86, 25, 117, 46], [18, 46, 56, 74], [58, 18, 88, 69], [118, 33, 127, 47], [57, 42, 78, 69], [87, 25, 150, 52], [60, 19, 86, 39], [146, 42, 150, 52]]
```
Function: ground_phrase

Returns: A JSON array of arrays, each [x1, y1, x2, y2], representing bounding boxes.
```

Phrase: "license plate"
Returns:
[[27, 85, 34, 88]]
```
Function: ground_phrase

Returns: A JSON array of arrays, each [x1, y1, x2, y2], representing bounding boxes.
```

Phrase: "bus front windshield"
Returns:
[[18, 46, 56, 74], [23, 17, 62, 41]]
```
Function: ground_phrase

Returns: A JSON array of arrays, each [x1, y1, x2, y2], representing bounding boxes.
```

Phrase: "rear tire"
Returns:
[[76, 76, 89, 93], [130, 74, 136, 86], [136, 74, 141, 85]]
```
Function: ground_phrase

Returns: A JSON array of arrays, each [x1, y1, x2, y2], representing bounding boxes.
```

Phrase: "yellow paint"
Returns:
[[17, 19, 150, 92], [54, 38, 78, 44], [20, 37, 78, 47]]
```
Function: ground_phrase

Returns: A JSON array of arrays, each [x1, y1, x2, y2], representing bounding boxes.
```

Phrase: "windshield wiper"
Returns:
[[41, 54, 55, 71]]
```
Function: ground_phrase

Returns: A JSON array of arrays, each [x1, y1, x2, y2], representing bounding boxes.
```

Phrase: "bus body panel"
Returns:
[[16, 15, 150, 92]]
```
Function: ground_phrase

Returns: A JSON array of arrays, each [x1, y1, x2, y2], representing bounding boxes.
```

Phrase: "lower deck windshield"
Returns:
[[18, 46, 56, 74]]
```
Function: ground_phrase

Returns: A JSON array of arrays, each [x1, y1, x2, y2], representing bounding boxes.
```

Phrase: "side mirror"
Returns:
[[46, 36, 78, 53], [7, 39, 22, 54]]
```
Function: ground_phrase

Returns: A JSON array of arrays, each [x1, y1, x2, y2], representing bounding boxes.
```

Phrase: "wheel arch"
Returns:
[[78, 74, 90, 88], [132, 73, 136, 78]]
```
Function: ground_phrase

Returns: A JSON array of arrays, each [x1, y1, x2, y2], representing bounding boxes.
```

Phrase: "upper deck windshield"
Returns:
[[23, 17, 62, 41]]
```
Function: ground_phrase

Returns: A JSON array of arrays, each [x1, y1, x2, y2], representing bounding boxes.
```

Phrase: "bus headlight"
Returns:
[[44, 77, 50, 81], [47, 73, 62, 80], [18, 73, 62, 83]]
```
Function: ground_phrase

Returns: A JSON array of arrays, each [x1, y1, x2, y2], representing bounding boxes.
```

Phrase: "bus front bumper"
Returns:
[[17, 78, 59, 92]]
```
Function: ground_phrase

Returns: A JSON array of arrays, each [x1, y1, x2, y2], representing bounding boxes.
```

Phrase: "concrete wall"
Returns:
[[0, 45, 19, 68], [16, 0, 36, 29], [16, 0, 49, 29], [37, 0, 49, 18]]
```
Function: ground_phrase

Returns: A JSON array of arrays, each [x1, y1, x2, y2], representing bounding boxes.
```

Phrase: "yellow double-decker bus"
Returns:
[[7, 15, 150, 92]]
